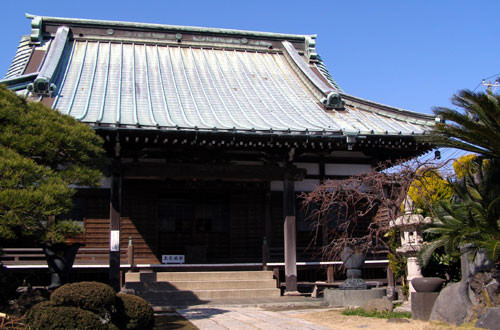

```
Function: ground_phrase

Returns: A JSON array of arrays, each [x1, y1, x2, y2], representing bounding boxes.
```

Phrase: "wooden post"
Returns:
[[387, 264, 395, 299], [127, 236, 135, 272], [262, 237, 269, 270], [283, 175, 297, 293], [109, 159, 121, 292], [327, 265, 334, 283]]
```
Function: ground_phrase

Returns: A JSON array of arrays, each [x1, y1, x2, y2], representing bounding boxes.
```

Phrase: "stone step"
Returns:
[[155, 280, 277, 290], [152, 298, 324, 310], [156, 271, 274, 282], [140, 288, 281, 301], [125, 270, 274, 282], [125, 270, 281, 306]]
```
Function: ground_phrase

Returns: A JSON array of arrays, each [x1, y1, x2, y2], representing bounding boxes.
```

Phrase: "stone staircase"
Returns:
[[124, 270, 281, 306]]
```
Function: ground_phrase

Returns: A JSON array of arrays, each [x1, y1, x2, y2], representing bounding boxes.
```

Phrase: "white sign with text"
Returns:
[[161, 255, 185, 264]]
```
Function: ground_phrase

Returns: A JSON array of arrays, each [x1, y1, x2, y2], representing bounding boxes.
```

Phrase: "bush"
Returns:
[[25, 300, 54, 319], [0, 264, 19, 305], [115, 293, 154, 329], [51, 281, 116, 313], [9, 287, 50, 316], [26, 302, 108, 329]]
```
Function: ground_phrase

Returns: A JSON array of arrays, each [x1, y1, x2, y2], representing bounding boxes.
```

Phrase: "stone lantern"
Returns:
[[389, 197, 431, 294]]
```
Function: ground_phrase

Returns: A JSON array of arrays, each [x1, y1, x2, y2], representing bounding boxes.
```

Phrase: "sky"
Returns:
[[1, 0, 498, 117]]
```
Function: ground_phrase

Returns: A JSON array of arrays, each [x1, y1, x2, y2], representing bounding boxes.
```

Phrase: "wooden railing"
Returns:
[[0, 248, 45, 264], [1, 247, 390, 280], [0, 247, 111, 266]]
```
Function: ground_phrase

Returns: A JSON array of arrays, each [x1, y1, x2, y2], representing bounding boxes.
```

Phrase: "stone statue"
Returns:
[[340, 246, 367, 290]]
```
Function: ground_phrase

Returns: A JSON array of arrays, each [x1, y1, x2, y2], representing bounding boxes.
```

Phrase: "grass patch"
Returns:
[[342, 307, 411, 319]]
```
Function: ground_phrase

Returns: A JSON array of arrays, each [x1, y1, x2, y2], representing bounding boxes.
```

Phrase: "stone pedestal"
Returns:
[[411, 292, 439, 321], [407, 256, 422, 294], [324, 288, 386, 307]]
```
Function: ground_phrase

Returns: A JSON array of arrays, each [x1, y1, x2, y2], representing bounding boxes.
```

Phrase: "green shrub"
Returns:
[[51, 281, 116, 313], [115, 293, 154, 329], [26, 302, 108, 329]]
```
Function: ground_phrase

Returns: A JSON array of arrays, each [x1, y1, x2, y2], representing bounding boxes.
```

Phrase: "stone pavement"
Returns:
[[177, 306, 332, 329]]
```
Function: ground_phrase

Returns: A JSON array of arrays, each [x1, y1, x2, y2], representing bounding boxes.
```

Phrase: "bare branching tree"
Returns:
[[300, 159, 448, 261]]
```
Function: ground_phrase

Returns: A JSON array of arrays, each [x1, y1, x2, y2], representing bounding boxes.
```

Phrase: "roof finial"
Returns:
[[29, 15, 43, 43]]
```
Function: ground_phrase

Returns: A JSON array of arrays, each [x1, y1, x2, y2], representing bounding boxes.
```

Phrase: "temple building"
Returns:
[[1, 14, 435, 294]]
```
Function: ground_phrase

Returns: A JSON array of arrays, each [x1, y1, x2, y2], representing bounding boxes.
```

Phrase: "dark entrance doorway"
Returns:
[[157, 196, 230, 263]]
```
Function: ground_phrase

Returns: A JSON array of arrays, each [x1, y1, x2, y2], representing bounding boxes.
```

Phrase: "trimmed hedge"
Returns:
[[116, 293, 154, 329], [51, 281, 116, 313], [26, 302, 108, 329], [26, 282, 154, 329]]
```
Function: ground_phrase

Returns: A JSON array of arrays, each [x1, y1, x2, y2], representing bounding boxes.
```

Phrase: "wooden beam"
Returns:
[[122, 163, 305, 181]]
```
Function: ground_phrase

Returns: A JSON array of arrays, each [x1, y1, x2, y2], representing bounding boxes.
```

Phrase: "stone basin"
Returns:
[[411, 277, 444, 292]]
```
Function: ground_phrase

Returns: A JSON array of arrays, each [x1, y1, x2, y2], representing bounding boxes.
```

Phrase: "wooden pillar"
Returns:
[[283, 176, 297, 293], [319, 156, 326, 184], [318, 157, 330, 247], [264, 190, 272, 246], [109, 159, 121, 292], [262, 188, 272, 270]]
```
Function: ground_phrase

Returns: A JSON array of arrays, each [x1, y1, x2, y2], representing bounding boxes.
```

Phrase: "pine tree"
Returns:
[[0, 85, 105, 245]]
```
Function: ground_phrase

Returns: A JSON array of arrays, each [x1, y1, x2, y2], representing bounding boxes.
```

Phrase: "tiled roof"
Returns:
[[53, 41, 346, 132], [2, 15, 436, 137], [4, 36, 32, 80]]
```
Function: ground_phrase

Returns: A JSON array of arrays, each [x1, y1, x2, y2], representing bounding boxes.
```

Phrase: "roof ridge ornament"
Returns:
[[28, 26, 70, 96], [281, 41, 345, 110], [28, 15, 43, 43], [305, 35, 317, 62], [321, 91, 346, 110]]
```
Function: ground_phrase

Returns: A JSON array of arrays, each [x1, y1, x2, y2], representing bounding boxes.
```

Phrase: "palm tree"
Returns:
[[420, 89, 500, 267], [431, 89, 500, 158], [420, 161, 500, 266]]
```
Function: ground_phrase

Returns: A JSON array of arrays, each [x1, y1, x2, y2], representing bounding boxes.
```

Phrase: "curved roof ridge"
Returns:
[[340, 92, 436, 121], [314, 54, 343, 92], [25, 13, 312, 41]]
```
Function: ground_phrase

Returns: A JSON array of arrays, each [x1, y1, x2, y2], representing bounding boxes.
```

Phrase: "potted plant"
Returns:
[[42, 219, 85, 289]]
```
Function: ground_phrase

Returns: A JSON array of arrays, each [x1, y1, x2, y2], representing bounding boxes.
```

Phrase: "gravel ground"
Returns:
[[289, 309, 480, 330]]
